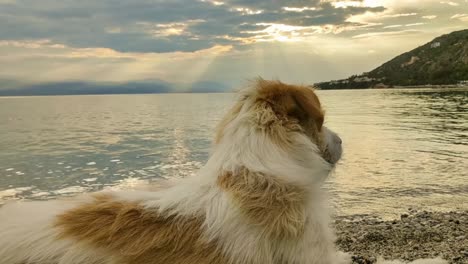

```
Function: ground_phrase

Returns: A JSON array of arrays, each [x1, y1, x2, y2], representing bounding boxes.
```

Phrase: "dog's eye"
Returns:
[[287, 108, 306, 120]]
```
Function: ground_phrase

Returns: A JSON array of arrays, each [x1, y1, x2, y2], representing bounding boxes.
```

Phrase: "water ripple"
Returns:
[[1, 89, 467, 218]]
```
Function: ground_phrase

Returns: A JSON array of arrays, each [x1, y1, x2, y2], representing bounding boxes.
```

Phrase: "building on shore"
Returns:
[[430, 42, 441, 48]]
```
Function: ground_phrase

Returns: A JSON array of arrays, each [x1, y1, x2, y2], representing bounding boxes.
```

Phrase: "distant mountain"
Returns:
[[0, 80, 231, 96], [174, 81, 231, 93], [316, 29, 468, 89]]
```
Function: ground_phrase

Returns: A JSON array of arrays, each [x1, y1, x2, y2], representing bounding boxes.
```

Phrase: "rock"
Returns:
[[433, 235, 443, 242], [363, 231, 386, 242]]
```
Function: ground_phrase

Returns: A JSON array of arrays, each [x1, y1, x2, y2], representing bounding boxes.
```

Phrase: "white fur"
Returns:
[[0, 84, 447, 264]]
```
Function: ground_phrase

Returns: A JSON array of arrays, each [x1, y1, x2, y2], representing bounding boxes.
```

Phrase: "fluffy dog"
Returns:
[[0, 79, 447, 264]]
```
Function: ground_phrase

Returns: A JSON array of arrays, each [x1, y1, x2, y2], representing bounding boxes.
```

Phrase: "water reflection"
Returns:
[[317, 88, 467, 218], [0, 89, 467, 218]]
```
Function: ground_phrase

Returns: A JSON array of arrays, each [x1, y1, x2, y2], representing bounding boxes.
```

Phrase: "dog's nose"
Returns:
[[336, 136, 342, 145]]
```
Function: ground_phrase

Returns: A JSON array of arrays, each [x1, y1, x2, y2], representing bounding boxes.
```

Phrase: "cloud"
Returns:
[[383, 13, 418, 18], [0, 0, 385, 53], [0, 0, 232, 52], [440, 1, 459, 6], [222, 0, 322, 10], [0, 39, 234, 83], [0, 0, 467, 88], [282, 6, 318, 12], [383, 25, 403, 29], [451, 14, 468, 21], [405, 22, 425, 27], [344, 0, 465, 40], [327, 0, 386, 8], [352, 30, 420, 39]]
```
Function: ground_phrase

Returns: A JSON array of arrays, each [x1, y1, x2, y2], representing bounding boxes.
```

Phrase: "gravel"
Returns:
[[334, 210, 468, 264]]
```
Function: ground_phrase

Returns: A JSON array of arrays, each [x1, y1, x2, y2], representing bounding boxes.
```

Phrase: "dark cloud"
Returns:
[[224, 3, 385, 26], [0, 0, 385, 53], [224, 0, 322, 10]]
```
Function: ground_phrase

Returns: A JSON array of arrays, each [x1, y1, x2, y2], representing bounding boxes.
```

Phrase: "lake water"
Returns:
[[0, 88, 467, 218]]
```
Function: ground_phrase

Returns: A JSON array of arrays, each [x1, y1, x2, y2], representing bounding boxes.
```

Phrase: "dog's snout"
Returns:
[[322, 127, 343, 165], [336, 136, 342, 145]]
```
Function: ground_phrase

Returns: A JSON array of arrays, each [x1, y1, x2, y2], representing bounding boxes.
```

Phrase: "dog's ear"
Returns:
[[289, 87, 324, 130]]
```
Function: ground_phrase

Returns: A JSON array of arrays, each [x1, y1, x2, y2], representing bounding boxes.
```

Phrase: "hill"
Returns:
[[316, 29, 468, 89], [0, 80, 231, 96]]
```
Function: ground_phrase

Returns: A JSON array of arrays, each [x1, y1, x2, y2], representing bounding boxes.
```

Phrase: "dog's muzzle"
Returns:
[[322, 126, 343, 165]]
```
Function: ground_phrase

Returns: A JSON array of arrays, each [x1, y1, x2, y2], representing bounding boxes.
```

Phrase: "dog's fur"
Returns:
[[0, 79, 447, 264]]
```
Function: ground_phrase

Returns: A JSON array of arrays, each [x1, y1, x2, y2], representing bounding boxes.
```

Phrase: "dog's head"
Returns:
[[216, 78, 342, 166]]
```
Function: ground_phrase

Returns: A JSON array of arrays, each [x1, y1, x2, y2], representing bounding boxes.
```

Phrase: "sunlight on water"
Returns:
[[0, 89, 467, 218]]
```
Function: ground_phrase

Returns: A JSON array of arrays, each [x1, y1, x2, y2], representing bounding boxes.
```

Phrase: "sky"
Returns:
[[0, 0, 467, 90]]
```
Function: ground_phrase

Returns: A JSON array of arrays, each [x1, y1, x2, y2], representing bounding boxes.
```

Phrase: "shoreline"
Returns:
[[334, 210, 467, 264], [317, 85, 468, 91]]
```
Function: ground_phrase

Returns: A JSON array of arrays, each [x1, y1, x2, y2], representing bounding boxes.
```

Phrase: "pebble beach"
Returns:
[[335, 210, 468, 264]]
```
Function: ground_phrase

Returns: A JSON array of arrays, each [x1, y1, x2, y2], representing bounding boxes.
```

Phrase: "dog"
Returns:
[[0, 79, 447, 264]]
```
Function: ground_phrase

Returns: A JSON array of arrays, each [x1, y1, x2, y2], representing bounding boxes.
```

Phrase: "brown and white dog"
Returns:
[[0, 79, 446, 264]]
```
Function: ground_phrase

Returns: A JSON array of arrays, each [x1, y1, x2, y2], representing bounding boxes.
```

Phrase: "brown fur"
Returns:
[[215, 79, 325, 151], [55, 194, 229, 264], [254, 79, 324, 130], [218, 167, 307, 240]]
